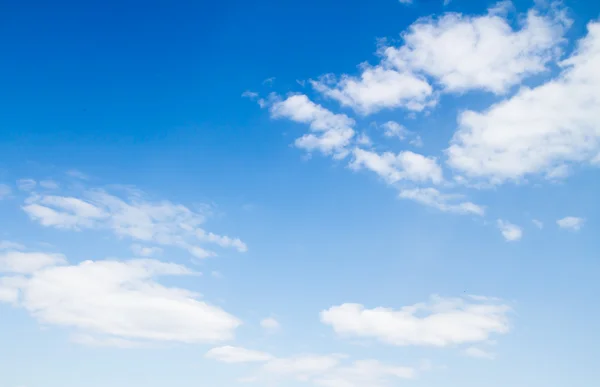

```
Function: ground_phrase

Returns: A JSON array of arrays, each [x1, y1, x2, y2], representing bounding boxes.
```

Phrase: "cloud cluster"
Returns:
[[313, 2, 569, 115], [0, 245, 241, 344], [22, 187, 247, 259], [321, 295, 510, 347], [448, 21, 600, 183]]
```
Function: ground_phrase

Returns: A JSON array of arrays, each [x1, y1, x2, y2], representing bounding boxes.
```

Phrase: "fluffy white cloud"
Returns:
[[310, 2, 568, 116], [384, 2, 570, 94], [260, 317, 280, 331], [497, 220, 523, 241], [447, 22, 600, 183], [0, 249, 241, 344], [320, 295, 510, 347], [557, 216, 584, 231], [398, 188, 484, 216], [207, 346, 416, 387], [350, 149, 443, 185], [269, 94, 355, 157], [205, 346, 273, 363], [22, 188, 246, 259], [464, 346, 496, 360], [381, 121, 410, 140], [311, 67, 435, 115]]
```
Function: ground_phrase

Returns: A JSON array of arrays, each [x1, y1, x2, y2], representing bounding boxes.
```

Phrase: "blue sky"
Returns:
[[1, 0, 600, 386]]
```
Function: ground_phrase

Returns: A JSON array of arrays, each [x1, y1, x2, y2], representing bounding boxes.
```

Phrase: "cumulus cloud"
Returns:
[[320, 295, 510, 347], [0, 248, 241, 344], [557, 216, 584, 231], [21, 188, 246, 259], [207, 346, 416, 387], [311, 67, 435, 115], [350, 149, 443, 185], [311, 2, 569, 116], [269, 94, 355, 157], [398, 188, 484, 216], [447, 22, 600, 183], [384, 2, 570, 94], [497, 220, 523, 241]]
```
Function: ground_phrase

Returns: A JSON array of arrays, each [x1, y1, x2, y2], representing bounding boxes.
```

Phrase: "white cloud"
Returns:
[[398, 188, 484, 216], [260, 317, 280, 331], [464, 346, 496, 359], [310, 2, 568, 116], [311, 67, 434, 115], [0, 184, 11, 199], [356, 132, 372, 146], [196, 229, 247, 252], [447, 22, 600, 184], [0, 250, 241, 344], [532, 219, 544, 229], [206, 346, 273, 363], [381, 121, 409, 140], [398, 0, 413, 4], [207, 347, 416, 387], [269, 94, 355, 157], [557, 216, 584, 231], [350, 149, 443, 185], [384, 2, 570, 94], [130, 244, 163, 257], [497, 220, 523, 241], [0, 251, 66, 274], [17, 179, 36, 191], [22, 188, 246, 259], [320, 295, 510, 347]]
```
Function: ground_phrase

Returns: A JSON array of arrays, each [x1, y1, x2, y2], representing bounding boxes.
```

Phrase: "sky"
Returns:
[[1, 0, 599, 386]]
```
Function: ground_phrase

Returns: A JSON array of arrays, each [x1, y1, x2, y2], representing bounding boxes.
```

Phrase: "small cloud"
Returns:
[[211, 271, 223, 279], [242, 90, 259, 99], [410, 135, 424, 147], [17, 179, 36, 191], [296, 79, 306, 87], [497, 220, 523, 242], [260, 317, 280, 332], [464, 347, 495, 360], [381, 121, 409, 140], [263, 77, 276, 86], [356, 132, 372, 146], [557, 216, 584, 231], [398, 0, 413, 4], [532, 219, 543, 229], [130, 244, 163, 257]]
